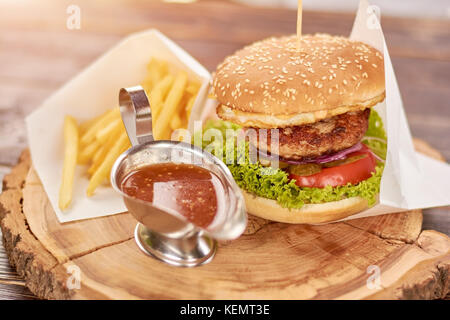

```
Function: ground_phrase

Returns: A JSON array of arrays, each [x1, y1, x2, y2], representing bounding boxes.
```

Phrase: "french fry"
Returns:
[[169, 90, 188, 130], [80, 109, 113, 138], [170, 114, 182, 130], [92, 146, 104, 166], [78, 140, 100, 164], [86, 133, 130, 197], [141, 78, 153, 93], [88, 127, 122, 176], [180, 106, 189, 129], [185, 95, 196, 118], [95, 118, 122, 144], [150, 74, 174, 120], [80, 108, 120, 147], [88, 151, 102, 176], [79, 113, 103, 135], [185, 81, 200, 96], [59, 116, 79, 210], [146, 58, 169, 90], [153, 71, 188, 140]]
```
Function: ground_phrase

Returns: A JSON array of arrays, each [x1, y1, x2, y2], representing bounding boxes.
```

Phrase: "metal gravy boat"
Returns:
[[110, 86, 247, 267]]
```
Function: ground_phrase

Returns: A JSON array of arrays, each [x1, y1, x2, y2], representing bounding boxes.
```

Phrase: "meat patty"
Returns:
[[249, 109, 371, 160]]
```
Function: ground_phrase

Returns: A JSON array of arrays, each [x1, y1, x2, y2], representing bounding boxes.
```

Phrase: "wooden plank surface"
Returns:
[[0, 0, 449, 299]]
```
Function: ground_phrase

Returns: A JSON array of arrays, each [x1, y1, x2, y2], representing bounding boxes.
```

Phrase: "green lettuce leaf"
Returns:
[[197, 109, 386, 209], [362, 109, 387, 160], [365, 109, 387, 140]]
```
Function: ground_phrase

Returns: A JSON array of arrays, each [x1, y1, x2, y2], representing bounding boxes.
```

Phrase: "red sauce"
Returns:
[[120, 163, 222, 228]]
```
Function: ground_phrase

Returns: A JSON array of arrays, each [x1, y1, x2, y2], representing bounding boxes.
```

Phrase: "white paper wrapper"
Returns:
[[27, 2, 450, 224], [339, 0, 450, 221], [26, 30, 211, 223]]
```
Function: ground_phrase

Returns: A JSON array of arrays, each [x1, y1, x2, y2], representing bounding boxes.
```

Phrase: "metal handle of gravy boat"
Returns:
[[119, 86, 154, 147]]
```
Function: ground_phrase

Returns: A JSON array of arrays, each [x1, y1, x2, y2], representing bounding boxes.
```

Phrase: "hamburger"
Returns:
[[207, 34, 387, 224]]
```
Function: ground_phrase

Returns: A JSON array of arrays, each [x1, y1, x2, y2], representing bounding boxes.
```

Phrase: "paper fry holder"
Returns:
[[110, 86, 247, 267]]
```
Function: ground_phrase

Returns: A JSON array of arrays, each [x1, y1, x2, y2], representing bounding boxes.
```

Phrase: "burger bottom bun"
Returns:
[[242, 190, 369, 224]]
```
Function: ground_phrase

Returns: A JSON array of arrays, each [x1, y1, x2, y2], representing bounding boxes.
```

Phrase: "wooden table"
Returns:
[[0, 0, 449, 300]]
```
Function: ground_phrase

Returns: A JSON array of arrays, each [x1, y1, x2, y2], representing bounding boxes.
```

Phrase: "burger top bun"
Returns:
[[213, 34, 386, 128]]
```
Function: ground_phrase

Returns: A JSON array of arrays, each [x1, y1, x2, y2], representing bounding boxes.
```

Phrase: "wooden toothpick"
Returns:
[[297, 0, 303, 50]]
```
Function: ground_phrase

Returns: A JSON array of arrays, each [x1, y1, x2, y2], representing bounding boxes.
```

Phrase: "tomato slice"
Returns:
[[288, 144, 376, 188]]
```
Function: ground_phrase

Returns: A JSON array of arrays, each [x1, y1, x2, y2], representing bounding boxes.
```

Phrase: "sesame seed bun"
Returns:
[[213, 34, 385, 128], [242, 190, 369, 224]]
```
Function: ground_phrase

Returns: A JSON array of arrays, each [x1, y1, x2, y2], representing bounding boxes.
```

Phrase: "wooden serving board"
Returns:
[[1, 139, 449, 300]]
